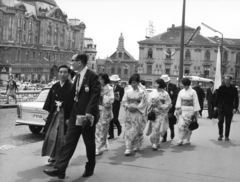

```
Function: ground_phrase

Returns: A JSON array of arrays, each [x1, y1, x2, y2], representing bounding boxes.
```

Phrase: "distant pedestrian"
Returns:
[[95, 73, 114, 155], [121, 74, 148, 155], [175, 78, 200, 145], [193, 81, 205, 117], [214, 75, 239, 141], [108, 75, 124, 139], [42, 65, 72, 166], [160, 74, 178, 142], [5, 75, 18, 104], [206, 81, 215, 119], [147, 78, 171, 150]]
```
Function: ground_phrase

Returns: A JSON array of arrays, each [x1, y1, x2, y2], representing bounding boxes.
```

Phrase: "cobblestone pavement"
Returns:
[[0, 108, 44, 149]]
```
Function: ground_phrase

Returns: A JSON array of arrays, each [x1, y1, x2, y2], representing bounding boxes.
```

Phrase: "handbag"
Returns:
[[189, 115, 199, 130], [145, 120, 152, 136], [147, 110, 156, 121]]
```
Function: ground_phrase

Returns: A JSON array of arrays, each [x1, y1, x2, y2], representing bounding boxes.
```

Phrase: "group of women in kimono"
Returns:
[[96, 73, 200, 156]]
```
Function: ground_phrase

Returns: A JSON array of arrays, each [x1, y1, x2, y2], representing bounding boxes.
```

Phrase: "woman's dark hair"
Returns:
[[181, 78, 191, 86], [58, 65, 70, 73], [99, 73, 110, 84], [9, 75, 13, 79], [140, 79, 146, 86], [129, 74, 140, 84], [155, 78, 166, 89]]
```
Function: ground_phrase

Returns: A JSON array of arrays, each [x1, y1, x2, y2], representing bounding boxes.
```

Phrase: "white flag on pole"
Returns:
[[214, 46, 222, 91]]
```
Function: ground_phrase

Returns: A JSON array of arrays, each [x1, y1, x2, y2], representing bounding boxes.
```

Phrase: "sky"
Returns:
[[56, 0, 240, 60]]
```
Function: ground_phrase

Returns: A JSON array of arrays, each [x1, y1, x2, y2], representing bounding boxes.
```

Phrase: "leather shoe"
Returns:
[[161, 138, 166, 142], [82, 170, 94, 177], [43, 169, 65, 179], [108, 135, 114, 139], [170, 133, 175, 140]]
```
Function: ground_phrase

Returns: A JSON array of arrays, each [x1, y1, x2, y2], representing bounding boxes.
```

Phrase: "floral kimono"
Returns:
[[148, 89, 172, 145], [122, 86, 148, 150], [175, 87, 200, 140], [95, 84, 114, 150]]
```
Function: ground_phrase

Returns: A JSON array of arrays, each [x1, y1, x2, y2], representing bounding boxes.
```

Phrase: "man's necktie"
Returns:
[[74, 74, 81, 102]]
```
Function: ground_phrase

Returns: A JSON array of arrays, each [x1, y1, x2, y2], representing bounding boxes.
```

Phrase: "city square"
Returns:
[[0, 0, 240, 182]]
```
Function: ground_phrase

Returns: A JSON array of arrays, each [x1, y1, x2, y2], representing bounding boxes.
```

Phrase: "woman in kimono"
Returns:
[[148, 78, 172, 150], [175, 78, 200, 145], [42, 65, 72, 165], [122, 74, 148, 156], [95, 73, 114, 155]]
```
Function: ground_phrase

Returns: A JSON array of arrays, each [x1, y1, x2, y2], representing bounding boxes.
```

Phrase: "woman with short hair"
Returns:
[[147, 78, 172, 150], [175, 78, 200, 145], [95, 73, 114, 155], [121, 74, 148, 156]]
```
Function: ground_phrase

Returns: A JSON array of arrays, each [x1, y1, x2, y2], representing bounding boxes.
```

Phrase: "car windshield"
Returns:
[[35, 89, 50, 102]]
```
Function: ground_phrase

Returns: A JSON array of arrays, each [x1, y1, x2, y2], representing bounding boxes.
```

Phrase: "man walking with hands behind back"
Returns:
[[43, 54, 100, 179], [214, 75, 238, 141]]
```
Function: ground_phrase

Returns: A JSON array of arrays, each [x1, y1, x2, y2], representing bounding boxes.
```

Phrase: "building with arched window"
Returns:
[[138, 24, 240, 87], [0, 0, 85, 82], [83, 38, 97, 72], [96, 33, 138, 82]]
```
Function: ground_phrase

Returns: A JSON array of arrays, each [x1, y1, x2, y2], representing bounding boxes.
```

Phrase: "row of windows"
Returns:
[[16, 50, 72, 62], [146, 48, 240, 62]]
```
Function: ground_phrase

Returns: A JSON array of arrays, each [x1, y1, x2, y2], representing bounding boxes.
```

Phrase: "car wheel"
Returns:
[[29, 125, 43, 134]]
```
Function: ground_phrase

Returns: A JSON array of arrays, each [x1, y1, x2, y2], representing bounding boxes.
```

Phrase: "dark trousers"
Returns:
[[109, 112, 121, 137], [55, 112, 96, 172], [163, 116, 176, 140], [199, 101, 204, 116], [218, 105, 234, 138], [207, 101, 214, 118]]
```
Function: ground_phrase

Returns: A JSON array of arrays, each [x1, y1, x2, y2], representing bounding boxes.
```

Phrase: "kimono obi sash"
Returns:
[[128, 99, 141, 105], [181, 98, 193, 107]]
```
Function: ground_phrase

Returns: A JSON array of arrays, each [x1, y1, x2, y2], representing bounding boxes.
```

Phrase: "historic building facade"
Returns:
[[83, 37, 97, 72], [138, 24, 240, 87], [96, 33, 138, 82], [0, 0, 85, 82]]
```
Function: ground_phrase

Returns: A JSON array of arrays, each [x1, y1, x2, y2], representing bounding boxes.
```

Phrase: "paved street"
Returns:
[[0, 108, 45, 149], [0, 110, 240, 182]]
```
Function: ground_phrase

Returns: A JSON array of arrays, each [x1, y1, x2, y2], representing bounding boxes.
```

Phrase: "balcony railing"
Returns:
[[183, 59, 192, 66], [235, 62, 240, 67], [144, 57, 155, 64], [202, 60, 212, 66], [164, 59, 173, 65]]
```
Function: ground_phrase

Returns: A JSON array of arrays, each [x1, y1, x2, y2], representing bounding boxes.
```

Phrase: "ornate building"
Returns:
[[97, 33, 138, 82], [83, 37, 97, 72], [138, 24, 240, 87], [0, 0, 85, 81]]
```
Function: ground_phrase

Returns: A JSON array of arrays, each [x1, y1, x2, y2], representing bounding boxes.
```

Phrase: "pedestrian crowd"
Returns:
[[35, 53, 238, 179]]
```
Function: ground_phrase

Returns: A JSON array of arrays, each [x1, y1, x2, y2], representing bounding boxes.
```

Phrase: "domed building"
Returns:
[[0, 0, 86, 82]]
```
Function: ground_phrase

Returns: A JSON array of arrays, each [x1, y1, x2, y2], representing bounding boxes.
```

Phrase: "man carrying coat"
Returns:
[[43, 54, 100, 179]]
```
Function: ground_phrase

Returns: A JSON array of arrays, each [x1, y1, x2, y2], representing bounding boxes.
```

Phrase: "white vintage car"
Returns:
[[16, 87, 50, 134]]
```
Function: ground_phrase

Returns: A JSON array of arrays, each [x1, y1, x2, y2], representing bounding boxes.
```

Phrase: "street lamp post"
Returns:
[[179, 0, 186, 81], [201, 23, 224, 75]]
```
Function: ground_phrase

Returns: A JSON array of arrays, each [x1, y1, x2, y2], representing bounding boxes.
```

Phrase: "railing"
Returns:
[[0, 90, 41, 103], [164, 59, 173, 65], [144, 58, 155, 64], [202, 60, 212, 66], [183, 59, 192, 66]]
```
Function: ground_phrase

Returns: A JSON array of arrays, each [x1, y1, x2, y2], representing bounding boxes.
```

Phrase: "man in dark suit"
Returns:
[[43, 54, 100, 179], [193, 81, 205, 117], [108, 75, 124, 139], [206, 81, 215, 119], [214, 75, 239, 141], [160, 75, 178, 142]]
